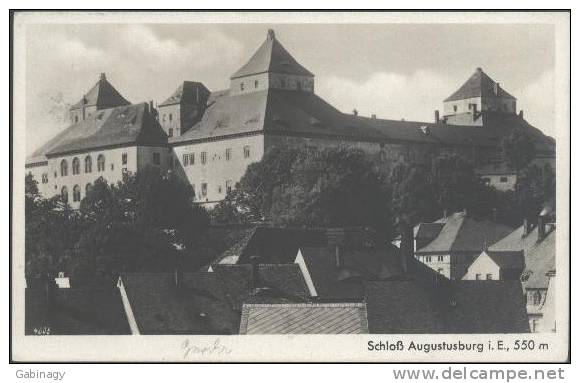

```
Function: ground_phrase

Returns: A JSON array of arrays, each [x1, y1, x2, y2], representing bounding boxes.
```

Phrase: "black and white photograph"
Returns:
[[10, 10, 570, 363]]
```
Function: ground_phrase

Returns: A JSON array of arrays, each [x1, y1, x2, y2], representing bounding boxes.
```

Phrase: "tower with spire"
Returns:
[[69, 73, 131, 124], [441, 67, 517, 126], [229, 29, 314, 95]]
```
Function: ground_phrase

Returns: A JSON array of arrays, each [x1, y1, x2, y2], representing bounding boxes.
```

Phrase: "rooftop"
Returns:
[[239, 302, 368, 334], [70, 73, 130, 110], [231, 29, 314, 79], [444, 68, 516, 102]]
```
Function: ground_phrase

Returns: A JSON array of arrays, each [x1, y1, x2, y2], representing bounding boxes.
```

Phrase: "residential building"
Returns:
[[26, 30, 555, 207], [414, 211, 514, 279], [462, 250, 524, 280]]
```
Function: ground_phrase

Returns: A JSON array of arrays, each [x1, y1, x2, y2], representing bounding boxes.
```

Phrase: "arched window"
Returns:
[[60, 159, 68, 176], [97, 154, 105, 172], [72, 157, 80, 175], [85, 156, 92, 173], [61, 186, 68, 203], [85, 183, 92, 195], [73, 185, 81, 202]]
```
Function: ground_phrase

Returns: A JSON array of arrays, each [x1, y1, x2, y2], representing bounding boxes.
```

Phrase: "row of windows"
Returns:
[[60, 183, 93, 203], [475, 273, 494, 280], [192, 181, 234, 199], [182, 146, 250, 167], [59, 154, 128, 177], [422, 255, 445, 263], [240, 80, 260, 91]]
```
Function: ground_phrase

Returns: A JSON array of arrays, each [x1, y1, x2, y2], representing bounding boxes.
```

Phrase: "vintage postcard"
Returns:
[[10, 11, 570, 362]]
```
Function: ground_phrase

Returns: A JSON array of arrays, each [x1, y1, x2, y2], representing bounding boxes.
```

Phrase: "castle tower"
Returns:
[[229, 29, 315, 95], [158, 81, 210, 137], [69, 73, 131, 124], [442, 68, 517, 126]]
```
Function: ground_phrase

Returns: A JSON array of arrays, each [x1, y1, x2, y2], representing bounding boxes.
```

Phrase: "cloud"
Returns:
[[516, 70, 555, 137], [316, 70, 456, 122]]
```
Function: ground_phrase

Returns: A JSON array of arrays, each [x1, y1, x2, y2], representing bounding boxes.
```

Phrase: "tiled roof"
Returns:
[[25, 288, 130, 335], [365, 280, 529, 333], [239, 302, 368, 334], [159, 81, 210, 107], [416, 212, 514, 254], [298, 245, 404, 300], [444, 68, 516, 102], [476, 161, 516, 176], [231, 30, 314, 79], [119, 272, 239, 335], [29, 103, 167, 160], [70, 73, 130, 110], [488, 225, 537, 253], [522, 228, 556, 290]]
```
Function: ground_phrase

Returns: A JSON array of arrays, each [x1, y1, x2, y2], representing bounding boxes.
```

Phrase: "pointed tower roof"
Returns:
[[70, 73, 131, 110], [231, 29, 314, 79], [444, 68, 515, 102], [159, 81, 209, 107]]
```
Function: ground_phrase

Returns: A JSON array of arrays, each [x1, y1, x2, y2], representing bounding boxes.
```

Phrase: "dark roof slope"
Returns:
[[416, 212, 514, 254], [119, 272, 239, 335], [25, 288, 130, 335], [159, 81, 210, 107], [212, 226, 326, 265], [41, 103, 167, 158], [486, 251, 525, 270], [366, 280, 529, 334], [522, 227, 556, 290], [445, 68, 516, 102], [231, 30, 314, 79], [70, 73, 130, 110]]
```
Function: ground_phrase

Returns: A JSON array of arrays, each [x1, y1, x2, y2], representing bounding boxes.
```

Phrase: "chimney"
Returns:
[[335, 246, 342, 268], [398, 218, 414, 274], [352, 109, 358, 116], [519, 110, 524, 119], [522, 218, 530, 236], [100, 72, 106, 81], [494, 82, 500, 95], [537, 214, 546, 242], [434, 110, 440, 123], [267, 29, 275, 41]]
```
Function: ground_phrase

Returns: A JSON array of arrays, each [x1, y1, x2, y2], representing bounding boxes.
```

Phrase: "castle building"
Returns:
[[26, 29, 556, 208]]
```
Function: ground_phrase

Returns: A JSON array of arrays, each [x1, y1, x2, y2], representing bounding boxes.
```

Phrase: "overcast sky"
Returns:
[[25, 23, 555, 154]]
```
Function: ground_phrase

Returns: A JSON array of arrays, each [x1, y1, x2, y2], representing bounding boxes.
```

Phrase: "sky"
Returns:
[[24, 23, 555, 154]]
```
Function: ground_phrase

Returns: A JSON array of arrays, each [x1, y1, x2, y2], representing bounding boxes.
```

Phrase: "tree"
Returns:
[[501, 127, 536, 182]]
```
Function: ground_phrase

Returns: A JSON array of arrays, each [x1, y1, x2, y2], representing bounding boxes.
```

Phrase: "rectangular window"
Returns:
[[244, 146, 250, 159], [153, 152, 160, 165], [226, 180, 233, 193], [122, 153, 127, 165], [201, 183, 207, 197], [476, 274, 481, 280], [254, 80, 259, 88], [217, 184, 222, 194], [500, 176, 508, 182], [189, 153, 195, 165], [425, 256, 431, 263], [486, 273, 493, 280], [240, 82, 244, 91], [183, 154, 189, 166], [226, 148, 232, 161], [437, 255, 444, 262], [201, 152, 207, 165]]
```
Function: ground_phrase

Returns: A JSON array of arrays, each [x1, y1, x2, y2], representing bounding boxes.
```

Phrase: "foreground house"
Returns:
[[26, 30, 555, 207], [462, 250, 524, 281], [414, 211, 514, 279]]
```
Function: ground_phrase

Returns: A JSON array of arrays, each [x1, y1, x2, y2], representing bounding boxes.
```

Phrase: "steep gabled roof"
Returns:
[[239, 302, 368, 334], [25, 288, 130, 335], [445, 68, 516, 102], [70, 73, 130, 110], [159, 81, 210, 107], [36, 103, 167, 158], [416, 212, 514, 254], [231, 29, 314, 79]]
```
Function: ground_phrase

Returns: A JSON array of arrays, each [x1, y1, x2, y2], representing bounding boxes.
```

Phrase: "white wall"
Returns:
[[463, 252, 500, 280]]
